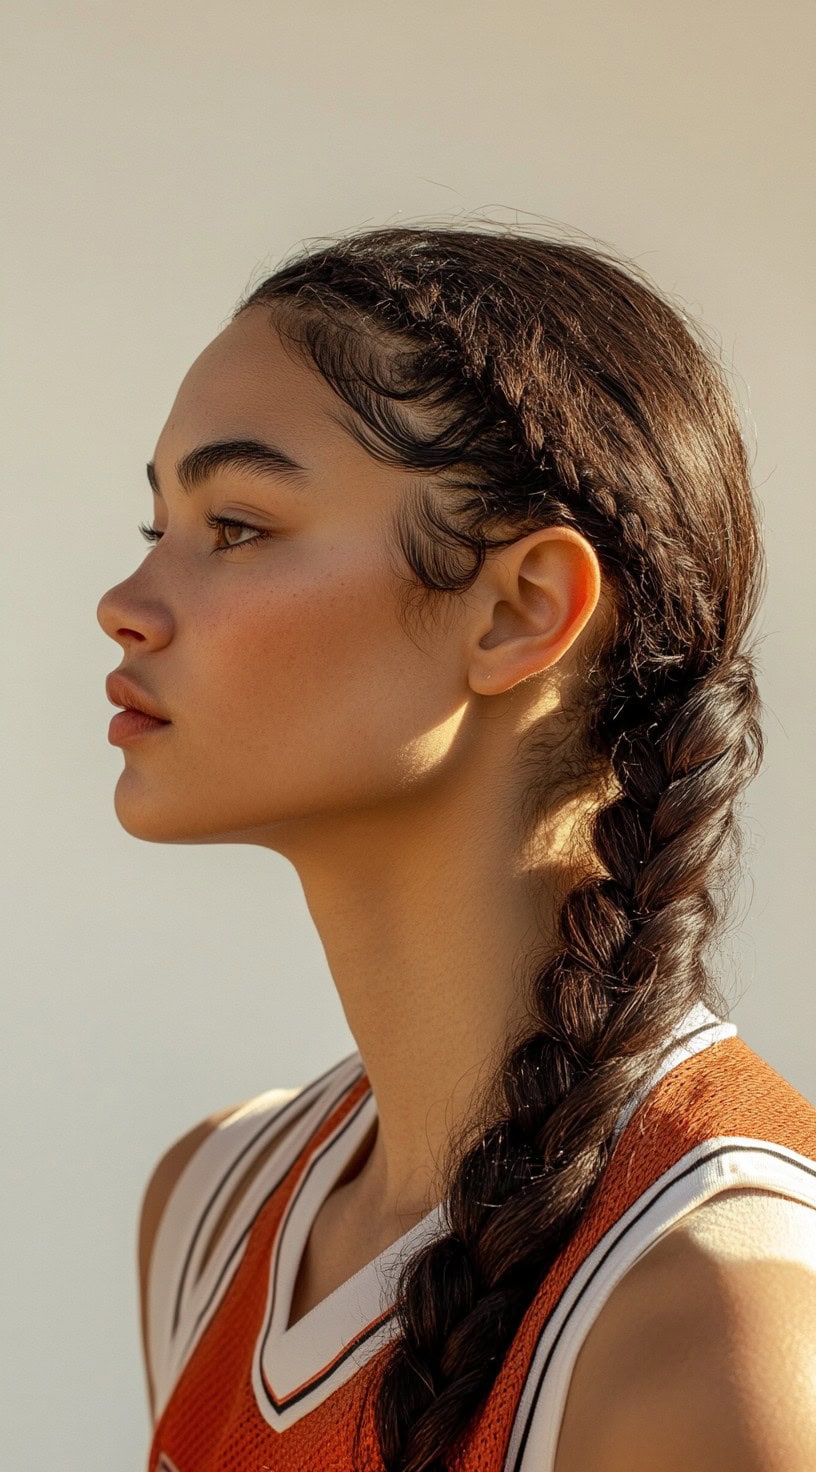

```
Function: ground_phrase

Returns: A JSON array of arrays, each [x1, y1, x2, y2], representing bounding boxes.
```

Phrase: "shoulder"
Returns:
[[138, 1085, 304, 1422], [554, 1189, 816, 1472], [138, 1104, 241, 1321]]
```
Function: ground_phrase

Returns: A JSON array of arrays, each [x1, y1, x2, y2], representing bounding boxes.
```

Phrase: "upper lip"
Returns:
[[106, 672, 171, 721]]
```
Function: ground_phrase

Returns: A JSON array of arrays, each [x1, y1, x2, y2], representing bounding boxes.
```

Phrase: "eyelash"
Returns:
[[137, 511, 274, 554]]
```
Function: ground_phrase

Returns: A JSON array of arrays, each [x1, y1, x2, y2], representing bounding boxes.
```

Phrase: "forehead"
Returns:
[[154, 307, 354, 467]]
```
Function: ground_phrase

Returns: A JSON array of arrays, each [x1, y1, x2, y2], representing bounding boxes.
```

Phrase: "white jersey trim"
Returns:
[[611, 1000, 737, 1142], [148, 1006, 733, 1427], [146, 1005, 816, 1453], [249, 1088, 446, 1431], [509, 1140, 816, 1472], [148, 1051, 363, 1422]]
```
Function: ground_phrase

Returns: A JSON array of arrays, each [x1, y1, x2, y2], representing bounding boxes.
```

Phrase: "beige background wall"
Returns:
[[2, 2, 813, 1466]]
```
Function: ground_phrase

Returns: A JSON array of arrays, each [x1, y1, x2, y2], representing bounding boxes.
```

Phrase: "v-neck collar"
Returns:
[[250, 1074, 446, 1431], [249, 1002, 731, 1431]]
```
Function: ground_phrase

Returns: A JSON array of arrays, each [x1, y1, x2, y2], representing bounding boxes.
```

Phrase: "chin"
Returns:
[[110, 764, 346, 849], [112, 786, 215, 845], [110, 784, 294, 848]]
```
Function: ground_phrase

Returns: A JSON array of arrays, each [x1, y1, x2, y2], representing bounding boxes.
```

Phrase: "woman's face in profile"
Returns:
[[97, 308, 473, 853]]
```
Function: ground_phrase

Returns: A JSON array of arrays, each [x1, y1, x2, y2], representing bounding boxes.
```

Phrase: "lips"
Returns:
[[105, 672, 170, 722]]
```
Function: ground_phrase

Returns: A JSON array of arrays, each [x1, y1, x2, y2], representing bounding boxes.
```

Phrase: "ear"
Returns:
[[467, 526, 602, 695]]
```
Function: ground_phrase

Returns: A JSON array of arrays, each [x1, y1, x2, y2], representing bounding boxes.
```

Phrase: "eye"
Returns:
[[137, 513, 275, 553]]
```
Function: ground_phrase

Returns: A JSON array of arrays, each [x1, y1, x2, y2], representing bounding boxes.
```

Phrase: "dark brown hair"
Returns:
[[233, 224, 766, 1472]]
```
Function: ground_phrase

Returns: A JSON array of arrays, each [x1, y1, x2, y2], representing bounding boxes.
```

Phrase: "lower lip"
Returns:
[[108, 708, 172, 744]]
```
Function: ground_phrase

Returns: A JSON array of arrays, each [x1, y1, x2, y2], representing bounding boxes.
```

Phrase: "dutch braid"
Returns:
[[234, 223, 767, 1472]]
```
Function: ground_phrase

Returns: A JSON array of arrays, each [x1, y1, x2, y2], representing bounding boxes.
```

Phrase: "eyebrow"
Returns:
[[146, 438, 310, 498]]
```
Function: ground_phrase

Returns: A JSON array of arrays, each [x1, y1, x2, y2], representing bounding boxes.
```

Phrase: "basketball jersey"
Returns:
[[146, 1004, 816, 1472]]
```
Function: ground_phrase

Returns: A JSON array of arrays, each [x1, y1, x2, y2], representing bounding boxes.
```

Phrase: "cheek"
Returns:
[[197, 559, 454, 801]]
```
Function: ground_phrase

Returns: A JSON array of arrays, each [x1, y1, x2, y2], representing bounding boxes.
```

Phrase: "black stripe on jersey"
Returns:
[[218, 1022, 740, 1419], [254, 1088, 385, 1412], [508, 1141, 816, 1471], [170, 1016, 723, 1369], [173, 1062, 367, 1374], [171, 1052, 362, 1338], [250, 1017, 735, 1414]]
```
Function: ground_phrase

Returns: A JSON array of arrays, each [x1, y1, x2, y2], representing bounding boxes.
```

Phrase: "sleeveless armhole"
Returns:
[[511, 1011, 816, 1472], [146, 1052, 364, 1422], [515, 1148, 816, 1472]]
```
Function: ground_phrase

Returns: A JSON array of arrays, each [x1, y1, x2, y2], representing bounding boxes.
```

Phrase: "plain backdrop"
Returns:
[[1, 2, 814, 1467]]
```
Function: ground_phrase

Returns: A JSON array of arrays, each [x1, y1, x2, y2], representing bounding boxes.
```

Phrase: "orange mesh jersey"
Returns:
[[145, 1005, 816, 1472]]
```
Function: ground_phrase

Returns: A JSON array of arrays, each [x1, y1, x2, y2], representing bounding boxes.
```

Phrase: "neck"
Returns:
[[267, 767, 592, 1235]]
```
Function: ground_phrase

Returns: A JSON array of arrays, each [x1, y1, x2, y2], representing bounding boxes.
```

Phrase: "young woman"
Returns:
[[97, 226, 816, 1472]]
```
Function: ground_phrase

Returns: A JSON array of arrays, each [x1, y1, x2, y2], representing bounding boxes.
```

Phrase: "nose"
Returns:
[[96, 580, 172, 652]]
